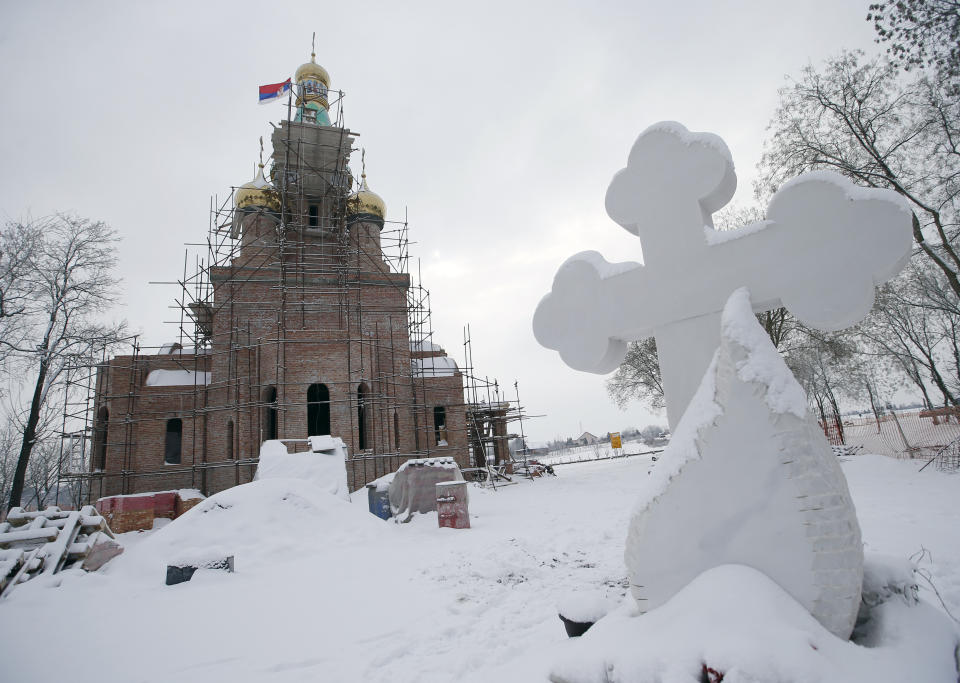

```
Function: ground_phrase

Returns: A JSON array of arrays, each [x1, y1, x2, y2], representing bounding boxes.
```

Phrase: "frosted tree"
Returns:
[[1, 216, 127, 511], [0, 223, 41, 371], [759, 51, 960, 413], [605, 337, 664, 410], [760, 52, 959, 298], [868, 0, 960, 93]]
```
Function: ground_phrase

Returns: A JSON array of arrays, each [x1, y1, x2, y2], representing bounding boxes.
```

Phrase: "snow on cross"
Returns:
[[532, 122, 913, 428]]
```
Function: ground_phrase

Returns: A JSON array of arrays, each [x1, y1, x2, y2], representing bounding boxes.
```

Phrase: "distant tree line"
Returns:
[[607, 2, 960, 430]]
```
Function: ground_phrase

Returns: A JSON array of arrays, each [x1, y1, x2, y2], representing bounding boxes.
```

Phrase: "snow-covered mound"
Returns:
[[256, 439, 350, 500], [550, 563, 959, 683], [114, 478, 384, 578]]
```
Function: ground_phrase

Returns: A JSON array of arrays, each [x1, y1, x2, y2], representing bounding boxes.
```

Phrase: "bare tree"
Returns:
[[0, 223, 41, 370], [605, 337, 664, 410], [858, 264, 960, 406], [0, 421, 20, 512], [639, 424, 668, 442], [1, 216, 126, 511], [785, 327, 867, 441], [760, 52, 960, 298], [868, 0, 960, 93], [21, 438, 60, 510]]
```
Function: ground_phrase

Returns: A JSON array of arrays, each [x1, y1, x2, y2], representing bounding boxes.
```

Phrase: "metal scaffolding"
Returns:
[[55, 84, 532, 504]]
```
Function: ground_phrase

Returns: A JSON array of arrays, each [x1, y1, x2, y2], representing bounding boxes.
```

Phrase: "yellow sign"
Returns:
[[610, 432, 622, 449]]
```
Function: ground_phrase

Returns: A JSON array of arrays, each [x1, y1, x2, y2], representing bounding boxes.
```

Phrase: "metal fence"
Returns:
[[826, 411, 960, 471]]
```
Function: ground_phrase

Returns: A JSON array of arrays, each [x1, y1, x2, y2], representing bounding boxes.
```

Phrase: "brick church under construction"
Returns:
[[86, 51, 518, 501]]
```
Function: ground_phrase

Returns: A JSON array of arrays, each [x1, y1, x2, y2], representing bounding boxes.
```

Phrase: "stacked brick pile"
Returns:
[[96, 490, 205, 534]]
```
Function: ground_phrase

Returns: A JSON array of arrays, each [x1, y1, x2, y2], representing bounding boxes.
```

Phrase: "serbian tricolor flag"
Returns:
[[259, 78, 292, 104]]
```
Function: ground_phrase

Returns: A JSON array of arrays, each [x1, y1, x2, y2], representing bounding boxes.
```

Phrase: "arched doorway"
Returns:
[[94, 407, 109, 470], [307, 383, 331, 436], [262, 386, 278, 441], [433, 406, 448, 445], [357, 383, 369, 450], [394, 410, 400, 451], [165, 418, 183, 464]]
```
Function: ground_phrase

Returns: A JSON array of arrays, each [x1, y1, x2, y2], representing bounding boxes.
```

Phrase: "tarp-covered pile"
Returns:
[[388, 457, 463, 522]]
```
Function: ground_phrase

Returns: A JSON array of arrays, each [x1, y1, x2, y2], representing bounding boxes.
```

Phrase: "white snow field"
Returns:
[[1, 455, 958, 682]]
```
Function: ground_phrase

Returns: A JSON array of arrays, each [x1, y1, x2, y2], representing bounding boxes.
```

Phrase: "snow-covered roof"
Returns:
[[157, 343, 209, 356], [145, 369, 211, 387], [413, 356, 458, 377], [410, 340, 443, 353]]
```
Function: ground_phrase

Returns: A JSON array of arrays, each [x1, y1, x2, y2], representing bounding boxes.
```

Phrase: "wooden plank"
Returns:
[[43, 512, 81, 576], [0, 527, 59, 546], [0, 547, 42, 599]]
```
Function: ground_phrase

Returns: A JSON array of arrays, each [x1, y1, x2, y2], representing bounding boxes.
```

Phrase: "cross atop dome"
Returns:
[[347, 150, 386, 228], [295, 33, 331, 125]]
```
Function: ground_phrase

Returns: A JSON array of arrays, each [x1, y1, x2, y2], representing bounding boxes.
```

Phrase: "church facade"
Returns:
[[88, 52, 470, 499]]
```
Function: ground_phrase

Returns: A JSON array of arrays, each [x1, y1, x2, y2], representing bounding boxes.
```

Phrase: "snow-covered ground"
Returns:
[[538, 440, 662, 466], [0, 454, 957, 682]]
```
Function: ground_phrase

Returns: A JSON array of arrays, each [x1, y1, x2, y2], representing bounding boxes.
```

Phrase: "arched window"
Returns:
[[93, 407, 109, 470], [307, 383, 331, 436], [394, 411, 400, 451], [357, 383, 369, 450], [165, 418, 183, 465], [227, 420, 234, 461], [262, 386, 278, 441], [434, 406, 447, 446]]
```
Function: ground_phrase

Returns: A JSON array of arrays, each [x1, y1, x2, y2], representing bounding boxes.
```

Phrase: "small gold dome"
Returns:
[[235, 165, 280, 212], [295, 53, 330, 88], [347, 174, 386, 223]]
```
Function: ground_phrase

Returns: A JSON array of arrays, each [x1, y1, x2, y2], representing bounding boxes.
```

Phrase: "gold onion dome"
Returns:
[[235, 164, 280, 212], [347, 173, 386, 225], [295, 52, 330, 88]]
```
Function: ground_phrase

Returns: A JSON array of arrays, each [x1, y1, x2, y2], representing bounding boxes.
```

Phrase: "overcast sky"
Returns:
[[0, 1, 881, 443]]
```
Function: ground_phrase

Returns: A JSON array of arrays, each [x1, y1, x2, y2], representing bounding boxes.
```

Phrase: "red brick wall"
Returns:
[[96, 491, 204, 534]]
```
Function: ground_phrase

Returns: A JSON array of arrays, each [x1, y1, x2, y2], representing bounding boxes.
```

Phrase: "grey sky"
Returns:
[[0, 0, 880, 442]]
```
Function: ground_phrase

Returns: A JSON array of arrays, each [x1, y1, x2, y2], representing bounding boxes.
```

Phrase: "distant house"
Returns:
[[575, 431, 600, 446]]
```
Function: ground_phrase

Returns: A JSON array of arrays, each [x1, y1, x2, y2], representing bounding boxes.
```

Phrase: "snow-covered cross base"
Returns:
[[626, 289, 863, 638], [548, 561, 959, 683], [532, 122, 913, 429]]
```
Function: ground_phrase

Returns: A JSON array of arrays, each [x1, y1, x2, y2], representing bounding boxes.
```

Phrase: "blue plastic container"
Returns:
[[366, 484, 392, 520]]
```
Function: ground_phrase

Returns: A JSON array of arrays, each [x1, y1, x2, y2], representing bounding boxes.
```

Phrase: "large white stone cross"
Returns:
[[533, 122, 913, 428]]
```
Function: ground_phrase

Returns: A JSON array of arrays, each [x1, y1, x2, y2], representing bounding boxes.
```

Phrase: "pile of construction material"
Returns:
[[0, 505, 122, 598], [388, 457, 463, 522]]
